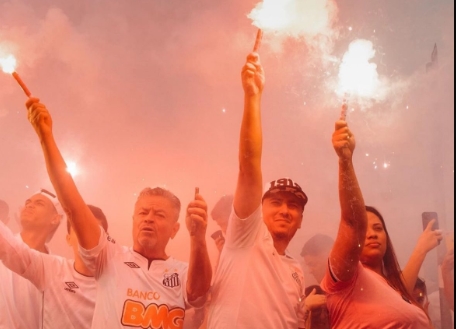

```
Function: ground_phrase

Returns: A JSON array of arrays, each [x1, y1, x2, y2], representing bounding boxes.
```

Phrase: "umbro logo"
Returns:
[[125, 262, 140, 268], [64, 282, 79, 293]]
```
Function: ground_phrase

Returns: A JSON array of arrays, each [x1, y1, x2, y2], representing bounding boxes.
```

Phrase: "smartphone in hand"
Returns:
[[422, 212, 439, 231]]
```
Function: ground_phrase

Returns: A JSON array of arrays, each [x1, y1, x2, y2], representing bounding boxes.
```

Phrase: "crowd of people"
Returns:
[[0, 50, 454, 329]]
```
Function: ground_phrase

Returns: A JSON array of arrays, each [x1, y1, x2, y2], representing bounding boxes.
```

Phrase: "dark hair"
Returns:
[[414, 277, 427, 294], [413, 277, 428, 307], [301, 234, 334, 257], [211, 195, 234, 221], [365, 206, 423, 310], [67, 204, 108, 233]]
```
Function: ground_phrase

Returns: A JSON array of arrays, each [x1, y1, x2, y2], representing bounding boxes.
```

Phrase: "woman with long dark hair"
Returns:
[[321, 119, 433, 329]]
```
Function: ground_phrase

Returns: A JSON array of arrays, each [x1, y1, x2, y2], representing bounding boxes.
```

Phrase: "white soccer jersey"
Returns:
[[208, 206, 306, 329], [79, 229, 191, 329], [0, 221, 96, 329], [0, 227, 44, 329]]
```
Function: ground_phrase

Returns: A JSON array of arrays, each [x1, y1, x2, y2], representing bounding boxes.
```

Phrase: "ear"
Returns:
[[170, 222, 180, 240], [297, 212, 304, 229], [52, 214, 62, 226]]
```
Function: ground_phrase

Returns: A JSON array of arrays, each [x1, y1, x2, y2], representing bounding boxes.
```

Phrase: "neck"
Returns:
[[20, 230, 49, 253], [362, 261, 384, 277], [273, 239, 289, 256], [134, 246, 168, 263], [74, 254, 93, 277]]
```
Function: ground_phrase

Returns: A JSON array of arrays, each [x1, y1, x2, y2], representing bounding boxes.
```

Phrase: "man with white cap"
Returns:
[[0, 203, 108, 329], [208, 52, 307, 329], [0, 188, 63, 328]]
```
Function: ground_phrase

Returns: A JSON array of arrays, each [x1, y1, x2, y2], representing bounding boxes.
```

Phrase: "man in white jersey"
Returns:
[[0, 204, 108, 329], [207, 52, 307, 329], [0, 189, 63, 329], [25, 97, 212, 329]]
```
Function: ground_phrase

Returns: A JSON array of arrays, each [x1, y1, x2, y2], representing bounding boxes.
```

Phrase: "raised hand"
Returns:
[[241, 52, 265, 97], [332, 120, 355, 160], [26, 98, 53, 141], [415, 219, 443, 254], [186, 193, 208, 240]]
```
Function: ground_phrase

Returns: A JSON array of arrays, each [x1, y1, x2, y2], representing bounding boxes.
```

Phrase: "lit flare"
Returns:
[[337, 39, 383, 119], [0, 54, 32, 97]]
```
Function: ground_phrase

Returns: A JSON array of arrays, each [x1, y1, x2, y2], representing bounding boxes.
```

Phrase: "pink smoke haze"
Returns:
[[0, 0, 453, 288]]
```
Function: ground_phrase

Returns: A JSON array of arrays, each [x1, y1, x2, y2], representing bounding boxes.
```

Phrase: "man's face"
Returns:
[[20, 194, 59, 232], [132, 195, 180, 255], [360, 211, 388, 264], [303, 253, 328, 283], [262, 192, 303, 242]]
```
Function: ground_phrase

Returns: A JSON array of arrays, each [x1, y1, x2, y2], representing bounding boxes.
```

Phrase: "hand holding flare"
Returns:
[[0, 55, 32, 97]]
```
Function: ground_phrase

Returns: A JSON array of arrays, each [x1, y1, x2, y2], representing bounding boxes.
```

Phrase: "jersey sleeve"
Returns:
[[0, 221, 48, 291], [225, 205, 263, 249], [78, 227, 115, 279]]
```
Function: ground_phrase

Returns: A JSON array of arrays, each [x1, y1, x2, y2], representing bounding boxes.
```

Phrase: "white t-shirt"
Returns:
[[79, 229, 191, 329], [0, 221, 96, 329], [0, 224, 44, 329], [208, 206, 306, 329]]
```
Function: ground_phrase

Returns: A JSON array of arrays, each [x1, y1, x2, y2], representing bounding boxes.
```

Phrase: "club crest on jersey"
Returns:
[[163, 273, 180, 288]]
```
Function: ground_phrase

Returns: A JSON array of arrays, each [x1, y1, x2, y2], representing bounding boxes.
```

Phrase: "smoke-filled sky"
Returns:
[[0, 0, 454, 287]]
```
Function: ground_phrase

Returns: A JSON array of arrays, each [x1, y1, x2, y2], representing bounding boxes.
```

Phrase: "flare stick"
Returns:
[[253, 29, 264, 52], [12, 72, 32, 97], [340, 101, 348, 121], [194, 187, 199, 199], [190, 187, 200, 235]]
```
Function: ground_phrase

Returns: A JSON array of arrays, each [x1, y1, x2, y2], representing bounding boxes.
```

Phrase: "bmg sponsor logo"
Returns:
[[121, 300, 184, 329]]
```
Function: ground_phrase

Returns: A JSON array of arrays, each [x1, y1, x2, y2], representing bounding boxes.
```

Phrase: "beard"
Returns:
[[138, 235, 157, 250], [271, 228, 294, 242]]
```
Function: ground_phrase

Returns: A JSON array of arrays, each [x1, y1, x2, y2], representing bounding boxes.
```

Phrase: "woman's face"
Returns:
[[360, 211, 388, 265]]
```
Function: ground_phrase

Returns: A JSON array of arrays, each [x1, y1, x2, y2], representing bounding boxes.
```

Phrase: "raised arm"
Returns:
[[329, 118, 367, 282], [0, 221, 46, 291], [402, 219, 442, 294], [233, 52, 265, 218], [26, 98, 100, 249], [185, 193, 212, 303]]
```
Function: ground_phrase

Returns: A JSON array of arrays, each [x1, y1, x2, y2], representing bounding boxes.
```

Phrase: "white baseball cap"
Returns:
[[262, 178, 308, 207]]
